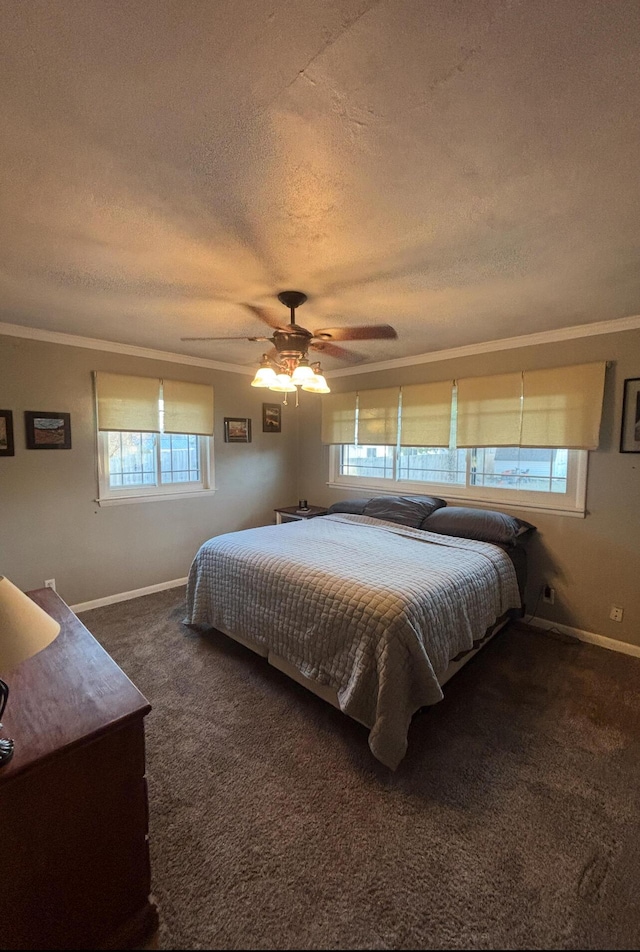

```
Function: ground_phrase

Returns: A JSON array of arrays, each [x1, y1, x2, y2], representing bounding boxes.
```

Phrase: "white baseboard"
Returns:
[[528, 617, 640, 659], [71, 577, 188, 614]]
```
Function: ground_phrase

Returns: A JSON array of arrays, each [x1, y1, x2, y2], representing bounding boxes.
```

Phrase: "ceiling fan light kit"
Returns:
[[183, 289, 398, 400], [249, 290, 333, 396]]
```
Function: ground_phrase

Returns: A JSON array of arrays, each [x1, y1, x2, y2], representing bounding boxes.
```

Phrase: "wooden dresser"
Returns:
[[0, 587, 158, 950]]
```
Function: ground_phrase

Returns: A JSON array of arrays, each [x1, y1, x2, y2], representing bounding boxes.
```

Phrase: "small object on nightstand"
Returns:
[[298, 499, 308, 511], [275, 505, 329, 524]]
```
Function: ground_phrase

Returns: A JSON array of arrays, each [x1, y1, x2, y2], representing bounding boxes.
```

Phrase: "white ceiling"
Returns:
[[2, 0, 640, 372]]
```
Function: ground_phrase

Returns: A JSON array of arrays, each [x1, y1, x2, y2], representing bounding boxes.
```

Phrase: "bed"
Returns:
[[184, 496, 535, 770]]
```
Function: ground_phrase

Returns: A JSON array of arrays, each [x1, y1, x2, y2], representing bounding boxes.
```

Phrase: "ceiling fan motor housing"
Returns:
[[273, 325, 313, 358]]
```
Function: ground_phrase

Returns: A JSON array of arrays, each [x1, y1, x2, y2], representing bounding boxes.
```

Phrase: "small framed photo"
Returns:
[[620, 378, 640, 453], [262, 403, 282, 433], [25, 411, 72, 450], [0, 409, 14, 457], [224, 416, 252, 443]]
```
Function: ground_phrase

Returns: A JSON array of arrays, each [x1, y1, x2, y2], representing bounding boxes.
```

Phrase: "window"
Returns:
[[330, 443, 587, 515], [323, 365, 606, 517], [98, 429, 213, 504], [94, 371, 215, 505], [106, 431, 204, 487]]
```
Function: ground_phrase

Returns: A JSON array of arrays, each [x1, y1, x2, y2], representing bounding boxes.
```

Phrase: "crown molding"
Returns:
[[327, 313, 640, 378], [2, 312, 639, 379], [0, 321, 255, 375]]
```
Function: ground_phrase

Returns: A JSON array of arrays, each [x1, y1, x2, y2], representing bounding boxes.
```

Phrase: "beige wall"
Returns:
[[2, 329, 639, 648], [297, 329, 640, 649], [0, 335, 299, 605]]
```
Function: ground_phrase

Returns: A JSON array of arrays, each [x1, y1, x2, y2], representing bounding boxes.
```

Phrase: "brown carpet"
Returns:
[[79, 588, 640, 950]]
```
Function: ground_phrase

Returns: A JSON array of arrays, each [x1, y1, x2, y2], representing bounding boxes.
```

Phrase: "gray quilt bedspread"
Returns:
[[184, 513, 521, 769]]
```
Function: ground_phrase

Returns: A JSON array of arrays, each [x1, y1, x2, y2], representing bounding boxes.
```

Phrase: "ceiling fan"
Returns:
[[181, 290, 397, 394]]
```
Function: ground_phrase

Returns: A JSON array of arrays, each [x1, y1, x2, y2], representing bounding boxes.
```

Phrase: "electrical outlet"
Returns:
[[44, 578, 56, 591], [542, 584, 555, 605], [610, 606, 623, 622]]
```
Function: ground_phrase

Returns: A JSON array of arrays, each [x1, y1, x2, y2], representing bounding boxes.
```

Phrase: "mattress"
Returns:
[[185, 513, 522, 769]]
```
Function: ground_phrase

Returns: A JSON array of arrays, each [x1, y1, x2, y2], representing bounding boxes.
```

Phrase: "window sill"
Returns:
[[96, 488, 217, 507], [326, 481, 586, 518]]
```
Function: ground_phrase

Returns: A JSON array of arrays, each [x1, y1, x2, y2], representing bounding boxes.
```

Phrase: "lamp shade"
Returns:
[[302, 373, 330, 393], [0, 577, 60, 672], [250, 366, 278, 388], [269, 373, 297, 393], [290, 361, 316, 386]]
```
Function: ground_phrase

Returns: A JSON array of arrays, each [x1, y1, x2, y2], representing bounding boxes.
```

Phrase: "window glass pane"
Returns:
[[471, 447, 566, 494], [398, 447, 466, 484], [102, 424, 209, 499], [107, 431, 158, 488], [160, 433, 201, 484], [107, 432, 123, 475], [335, 443, 576, 504], [340, 445, 394, 478]]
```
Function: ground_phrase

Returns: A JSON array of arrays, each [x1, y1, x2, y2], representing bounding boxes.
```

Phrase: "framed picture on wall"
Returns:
[[224, 417, 252, 443], [25, 411, 72, 449], [262, 403, 282, 433], [620, 378, 640, 453], [0, 409, 14, 457]]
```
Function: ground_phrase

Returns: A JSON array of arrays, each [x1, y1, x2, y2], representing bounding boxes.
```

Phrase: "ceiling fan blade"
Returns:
[[180, 335, 272, 342], [312, 324, 397, 342], [242, 303, 288, 330], [309, 341, 366, 363]]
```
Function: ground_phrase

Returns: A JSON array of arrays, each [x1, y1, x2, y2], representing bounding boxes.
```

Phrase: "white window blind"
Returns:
[[95, 372, 160, 432], [321, 391, 357, 444], [162, 379, 214, 436], [456, 372, 523, 447], [357, 387, 400, 445], [400, 381, 453, 447], [521, 362, 606, 449], [322, 362, 606, 451], [95, 373, 214, 436]]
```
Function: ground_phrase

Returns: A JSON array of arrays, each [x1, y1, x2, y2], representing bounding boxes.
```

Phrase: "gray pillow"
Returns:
[[362, 494, 447, 528], [420, 506, 536, 546], [327, 498, 370, 515]]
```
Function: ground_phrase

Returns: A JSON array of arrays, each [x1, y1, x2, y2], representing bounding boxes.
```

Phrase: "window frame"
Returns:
[[328, 444, 588, 517], [96, 429, 215, 506]]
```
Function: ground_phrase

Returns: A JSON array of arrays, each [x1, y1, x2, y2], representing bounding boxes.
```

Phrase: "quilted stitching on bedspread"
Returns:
[[184, 513, 521, 769]]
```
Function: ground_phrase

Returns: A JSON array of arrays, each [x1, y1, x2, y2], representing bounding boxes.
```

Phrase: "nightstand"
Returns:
[[274, 505, 329, 524]]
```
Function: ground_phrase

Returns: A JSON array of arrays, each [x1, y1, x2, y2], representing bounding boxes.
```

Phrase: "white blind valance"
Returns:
[[521, 362, 606, 449], [163, 379, 214, 436], [357, 387, 400, 445], [400, 381, 452, 447], [95, 373, 214, 436], [456, 372, 523, 448], [321, 391, 357, 444], [95, 372, 161, 432]]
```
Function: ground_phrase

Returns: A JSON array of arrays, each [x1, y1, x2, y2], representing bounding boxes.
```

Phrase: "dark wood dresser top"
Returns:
[[0, 587, 150, 784]]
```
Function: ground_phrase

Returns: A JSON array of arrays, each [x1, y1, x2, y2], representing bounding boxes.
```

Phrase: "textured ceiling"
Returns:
[[2, 0, 640, 371]]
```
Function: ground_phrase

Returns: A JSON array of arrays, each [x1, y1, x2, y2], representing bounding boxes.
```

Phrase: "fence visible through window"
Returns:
[[107, 431, 201, 488], [340, 445, 568, 495]]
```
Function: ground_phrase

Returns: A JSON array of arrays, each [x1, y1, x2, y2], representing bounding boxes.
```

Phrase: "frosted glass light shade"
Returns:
[[0, 577, 60, 672], [270, 374, 297, 393], [251, 366, 278, 388], [290, 363, 316, 386], [302, 373, 330, 393]]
